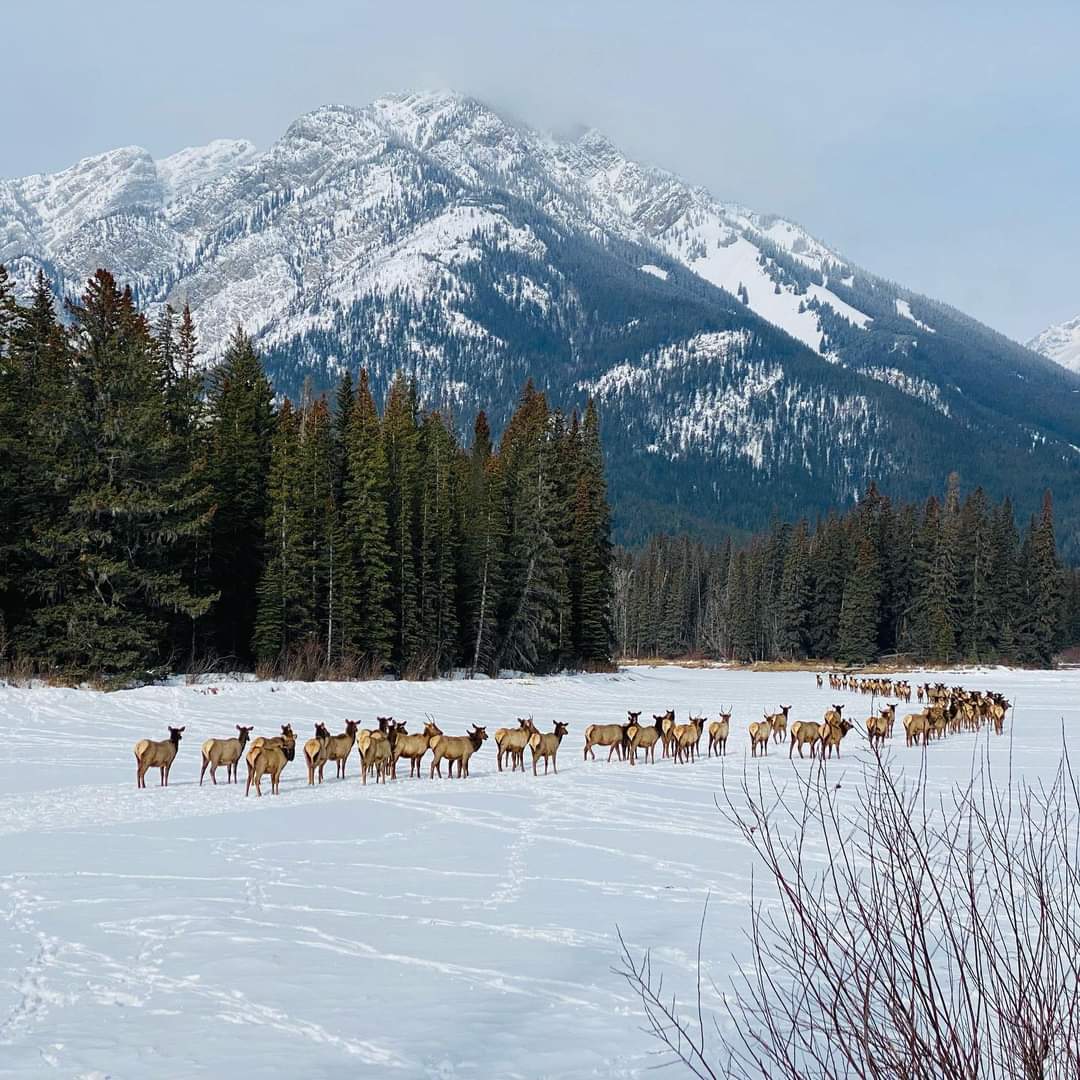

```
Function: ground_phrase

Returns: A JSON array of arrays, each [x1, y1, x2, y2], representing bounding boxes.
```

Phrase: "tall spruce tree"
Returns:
[[339, 370, 392, 668], [204, 327, 274, 664], [382, 374, 421, 673], [26, 271, 212, 679]]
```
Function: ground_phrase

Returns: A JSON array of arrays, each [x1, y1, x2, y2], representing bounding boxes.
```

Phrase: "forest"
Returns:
[[0, 268, 614, 683], [615, 479, 1080, 666]]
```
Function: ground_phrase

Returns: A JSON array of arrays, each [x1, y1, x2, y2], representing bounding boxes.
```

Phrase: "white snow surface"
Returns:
[[895, 297, 936, 333], [0, 665, 1069, 1077], [1028, 314, 1080, 373]]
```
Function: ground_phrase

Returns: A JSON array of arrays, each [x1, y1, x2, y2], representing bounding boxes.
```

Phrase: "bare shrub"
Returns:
[[616, 741, 1080, 1079]]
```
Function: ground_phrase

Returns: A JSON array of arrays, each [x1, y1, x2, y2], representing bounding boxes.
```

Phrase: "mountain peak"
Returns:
[[1028, 315, 1080, 374]]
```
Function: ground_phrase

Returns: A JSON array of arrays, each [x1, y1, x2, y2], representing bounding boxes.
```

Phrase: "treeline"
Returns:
[[615, 478, 1078, 667], [0, 267, 614, 683]]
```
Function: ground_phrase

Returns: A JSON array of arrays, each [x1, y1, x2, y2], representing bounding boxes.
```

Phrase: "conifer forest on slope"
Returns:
[[0, 266, 1077, 682]]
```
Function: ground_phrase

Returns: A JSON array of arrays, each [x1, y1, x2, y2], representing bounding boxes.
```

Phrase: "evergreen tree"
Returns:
[[339, 370, 392, 668], [382, 374, 421, 673], [777, 520, 812, 658], [462, 412, 505, 676], [569, 399, 615, 664], [254, 400, 307, 663], [417, 411, 461, 674], [496, 382, 565, 672], [204, 327, 274, 664], [26, 271, 212, 679]]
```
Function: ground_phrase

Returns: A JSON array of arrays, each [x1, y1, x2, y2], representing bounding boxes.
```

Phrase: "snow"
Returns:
[[1028, 314, 1080, 374], [638, 264, 668, 281], [895, 297, 936, 333], [157, 139, 257, 202], [0, 665, 1066, 1077]]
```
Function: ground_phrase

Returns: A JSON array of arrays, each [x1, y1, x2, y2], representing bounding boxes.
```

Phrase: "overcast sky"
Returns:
[[5, 0, 1077, 341]]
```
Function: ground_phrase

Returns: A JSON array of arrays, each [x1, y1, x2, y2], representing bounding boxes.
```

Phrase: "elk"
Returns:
[[879, 702, 897, 738], [656, 710, 677, 758], [361, 726, 394, 785], [824, 703, 846, 727], [529, 721, 570, 775], [245, 724, 296, 788], [495, 718, 537, 772], [356, 716, 394, 758], [866, 713, 889, 749], [789, 720, 820, 759], [322, 719, 359, 779], [673, 716, 706, 764], [903, 710, 928, 747], [627, 713, 663, 765], [766, 704, 791, 744], [749, 719, 771, 758], [430, 725, 488, 778], [199, 725, 253, 785], [818, 716, 853, 759], [246, 729, 296, 796], [392, 720, 443, 778], [707, 710, 731, 757], [303, 722, 332, 785], [134, 726, 185, 788], [584, 721, 626, 762]]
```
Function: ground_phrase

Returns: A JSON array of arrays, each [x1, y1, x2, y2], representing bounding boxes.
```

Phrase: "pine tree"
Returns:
[[382, 374, 421, 673], [26, 271, 213, 679], [339, 370, 392, 668], [777, 520, 812, 658], [254, 400, 307, 664], [912, 496, 956, 661], [837, 532, 882, 664], [1020, 491, 1063, 664], [416, 411, 461, 674], [569, 399, 615, 665], [496, 382, 565, 672], [463, 412, 505, 677], [204, 327, 275, 664]]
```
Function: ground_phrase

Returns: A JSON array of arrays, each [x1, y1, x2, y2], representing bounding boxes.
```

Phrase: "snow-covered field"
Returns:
[[0, 666, 1071, 1078]]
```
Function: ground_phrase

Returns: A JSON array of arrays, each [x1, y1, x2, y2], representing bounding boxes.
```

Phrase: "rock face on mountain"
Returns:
[[1029, 316, 1080, 375], [4, 90, 1079, 545]]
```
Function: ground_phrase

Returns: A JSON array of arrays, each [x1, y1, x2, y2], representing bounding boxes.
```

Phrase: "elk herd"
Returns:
[[131, 676, 1011, 794]]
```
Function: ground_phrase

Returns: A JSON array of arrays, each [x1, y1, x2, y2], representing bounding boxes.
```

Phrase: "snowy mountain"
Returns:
[[1029, 316, 1080, 374], [3, 90, 1080, 547]]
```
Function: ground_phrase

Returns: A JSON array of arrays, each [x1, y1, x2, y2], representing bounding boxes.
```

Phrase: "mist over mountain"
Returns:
[[4, 90, 1079, 548]]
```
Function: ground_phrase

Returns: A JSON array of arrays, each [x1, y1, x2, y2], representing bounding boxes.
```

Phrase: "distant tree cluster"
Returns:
[[615, 478, 1076, 667], [0, 267, 614, 683]]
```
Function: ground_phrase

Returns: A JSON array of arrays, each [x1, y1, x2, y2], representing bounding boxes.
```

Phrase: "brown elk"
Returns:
[[430, 725, 488, 778], [673, 716, 706, 764], [707, 710, 731, 757], [134, 726, 185, 788], [495, 718, 538, 772], [749, 719, 771, 758], [392, 720, 443, 778], [584, 721, 626, 762], [789, 721, 820, 759], [245, 724, 296, 788], [656, 709, 677, 758], [200, 725, 253, 785], [323, 719, 359, 779], [303, 723, 332, 785], [627, 713, 663, 765], [818, 716, 853, 759], [529, 721, 570, 775], [766, 704, 791, 744], [246, 729, 297, 796]]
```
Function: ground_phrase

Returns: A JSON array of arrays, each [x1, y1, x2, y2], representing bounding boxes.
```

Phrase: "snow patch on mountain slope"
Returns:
[[1028, 315, 1080, 374], [157, 139, 257, 202], [639, 264, 668, 280], [895, 298, 936, 334], [861, 366, 949, 415]]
